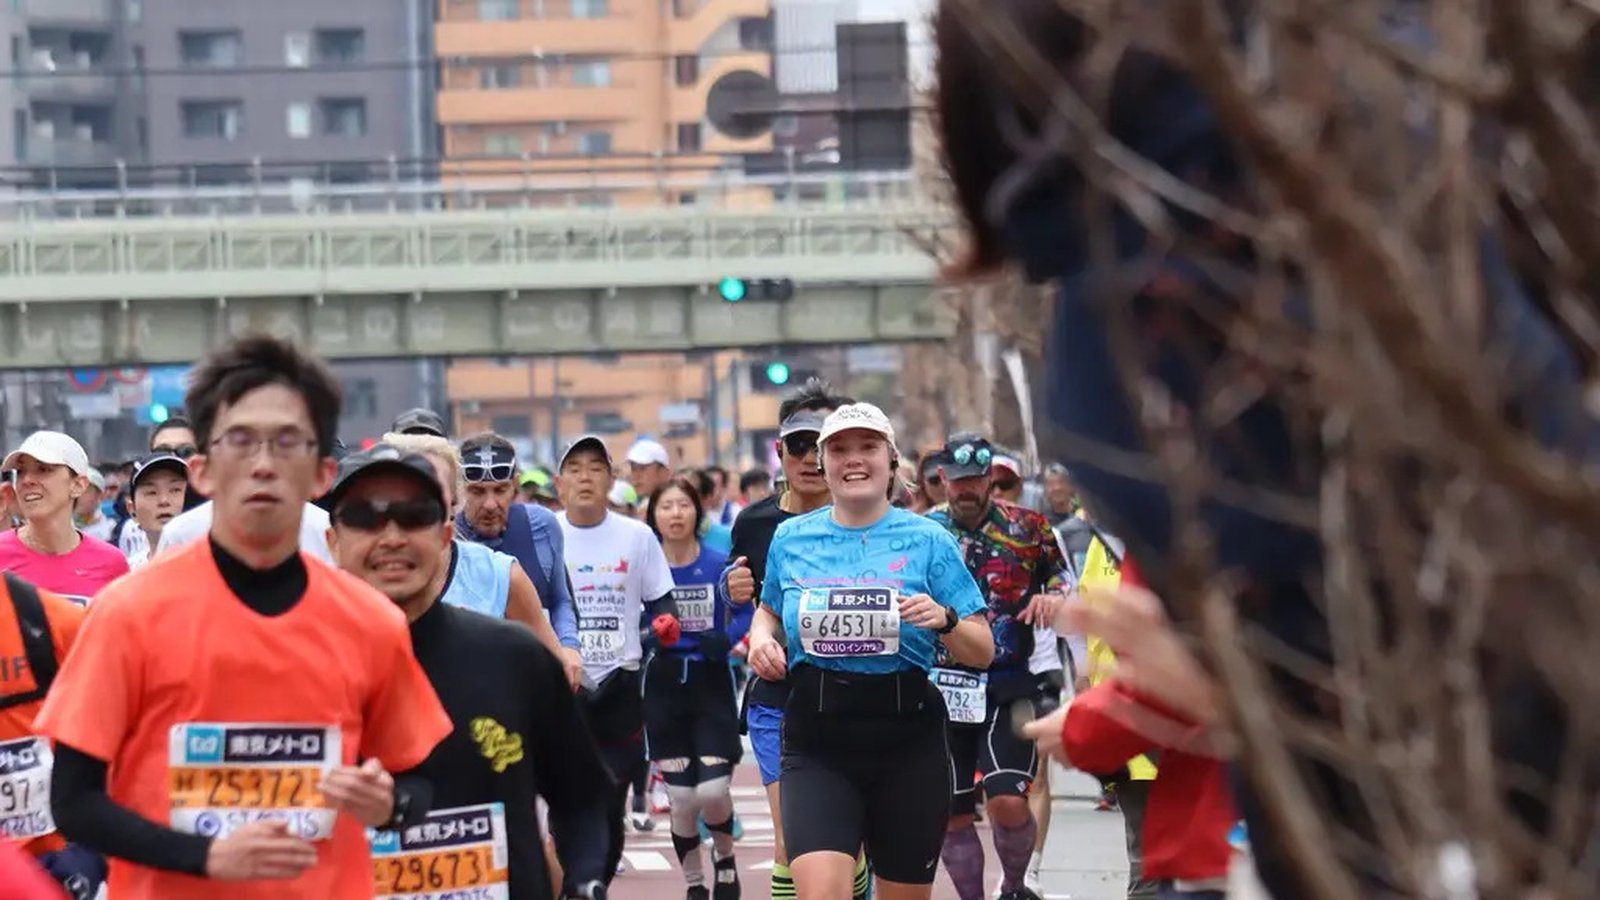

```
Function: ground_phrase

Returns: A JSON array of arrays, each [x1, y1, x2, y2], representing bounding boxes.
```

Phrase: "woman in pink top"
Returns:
[[0, 431, 129, 604]]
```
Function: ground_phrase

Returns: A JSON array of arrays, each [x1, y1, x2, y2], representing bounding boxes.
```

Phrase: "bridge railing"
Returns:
[[0, 153, 929, 220]]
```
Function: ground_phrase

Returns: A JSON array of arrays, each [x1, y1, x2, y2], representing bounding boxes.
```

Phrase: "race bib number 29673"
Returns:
[[798, 587, 900, 658], [370, 802, 510, 900]]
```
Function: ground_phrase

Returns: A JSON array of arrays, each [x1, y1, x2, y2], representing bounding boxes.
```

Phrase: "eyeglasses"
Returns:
[[950, 444, 992, 468], [334, 498, 445, 532], [209, 429, 318, 460], [153, 443, 198, 459], [991, 477, 1020, 492], [781, 433, 818, 459], [463, 463, 516, 484]]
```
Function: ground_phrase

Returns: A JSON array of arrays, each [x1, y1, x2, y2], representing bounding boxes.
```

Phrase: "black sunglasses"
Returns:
[[334, 498, 445, 532], [154, 443, 198, 459], [781, 433, 818, 458], [463, 462, 516, 484], [992, 478, 1020, 492]]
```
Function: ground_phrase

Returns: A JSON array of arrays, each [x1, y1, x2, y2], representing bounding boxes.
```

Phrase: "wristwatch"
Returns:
[[935, 605, 959, 635], [382, 786, 412, 832]]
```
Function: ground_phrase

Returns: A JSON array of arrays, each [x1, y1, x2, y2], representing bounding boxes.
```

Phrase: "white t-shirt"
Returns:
[[558, 510, 675, 684], [156, 500, 334, 564], [80, 515, 115, 543]]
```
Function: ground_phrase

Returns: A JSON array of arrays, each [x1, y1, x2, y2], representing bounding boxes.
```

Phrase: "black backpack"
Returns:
[[0, 572, 60, 710]]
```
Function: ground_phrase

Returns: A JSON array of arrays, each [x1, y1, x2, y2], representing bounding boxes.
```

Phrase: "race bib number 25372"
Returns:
[[798, 587, 900, 658], [168, 723, 340, 841]]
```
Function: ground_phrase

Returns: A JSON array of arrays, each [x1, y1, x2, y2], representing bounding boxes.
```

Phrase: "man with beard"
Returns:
[[324, 444, 615, 900], [454, 433, 582, 679], [928, 432, 1070, 900]]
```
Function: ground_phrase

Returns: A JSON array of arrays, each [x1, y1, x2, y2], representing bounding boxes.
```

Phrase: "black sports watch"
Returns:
[[935, 605, 959, 635], [382, 786, 412, 832]]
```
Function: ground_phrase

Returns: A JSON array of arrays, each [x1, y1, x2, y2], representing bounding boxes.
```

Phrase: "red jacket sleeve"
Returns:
[[1061, 680, 1200, 774], [0, 842, 65, 899]]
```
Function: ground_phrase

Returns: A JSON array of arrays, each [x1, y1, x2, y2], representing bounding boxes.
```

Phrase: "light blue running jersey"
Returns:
[[440, 539, 515, 619], [762, 506, 985, 675]]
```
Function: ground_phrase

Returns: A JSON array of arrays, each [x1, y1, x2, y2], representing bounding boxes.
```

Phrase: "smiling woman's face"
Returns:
[[822, 429, 893, 503]]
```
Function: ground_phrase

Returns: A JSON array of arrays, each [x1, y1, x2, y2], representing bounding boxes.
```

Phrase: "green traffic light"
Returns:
[[718, 278, 748, 302], [150, 403, 170, 424], [765, 362, 791, 385]]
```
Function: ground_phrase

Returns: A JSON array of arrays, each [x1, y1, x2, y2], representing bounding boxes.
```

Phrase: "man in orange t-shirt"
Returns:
[[0, 570, 95, 891], [34, 335, 453, 900]]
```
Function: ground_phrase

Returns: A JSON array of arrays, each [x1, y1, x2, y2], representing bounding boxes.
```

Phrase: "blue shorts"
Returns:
[[747, 701, 784, 786]]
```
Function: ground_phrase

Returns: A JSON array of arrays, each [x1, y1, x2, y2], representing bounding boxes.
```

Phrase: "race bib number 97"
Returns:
[[798, 587, 900, 658], [0, 737, 54, 841], [370, 803, 510, 900], [168, 723, 340, 841]]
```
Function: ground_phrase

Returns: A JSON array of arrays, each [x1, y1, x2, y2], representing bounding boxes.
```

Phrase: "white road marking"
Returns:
[[749, 858, 776, 871], [730, 785, 765, 798], [622, 850, 673, 872]]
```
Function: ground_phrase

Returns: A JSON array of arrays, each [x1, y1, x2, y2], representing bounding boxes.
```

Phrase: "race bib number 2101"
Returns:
[[798, 587, 900, 658]]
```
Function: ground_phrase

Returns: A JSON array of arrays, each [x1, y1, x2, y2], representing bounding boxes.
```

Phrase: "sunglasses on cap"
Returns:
[[463, 462, 516, 484], [781, 432, 818, 458], [154, 443, 198, 459], [334, 498, 446, 532], [949, 443, 992, 468]]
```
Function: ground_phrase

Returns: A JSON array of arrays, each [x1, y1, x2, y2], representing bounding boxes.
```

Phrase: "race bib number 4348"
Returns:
[[168, 723, 340, 841], [370, 803, 510, 900], [798, 587, 900, 658]]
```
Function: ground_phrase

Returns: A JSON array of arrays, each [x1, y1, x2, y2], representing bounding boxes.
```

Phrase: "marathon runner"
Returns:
[[380, 431, 576, 684], [746, 402, 993, 900], [721, 378, 862, 900], [556, 435, 678, 880], [642, 476, 751, 900], [122, 452, 190, 569], [454, 432, 583, 681], [926, 433, 1069, 900], [34, 335, 452, 900], [323, 444, 615, 900], [113, 416, 201, 562], [0, 572, 101, 899], [0, 431, 129, 604]]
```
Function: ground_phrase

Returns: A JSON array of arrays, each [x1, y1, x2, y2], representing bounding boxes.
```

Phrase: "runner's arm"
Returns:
[[528, 644, 615, 889], [505, 561, 561, 653], [51, 743, 213, 875], [535, 510, 580, 650], [723, 577, 754, 647]]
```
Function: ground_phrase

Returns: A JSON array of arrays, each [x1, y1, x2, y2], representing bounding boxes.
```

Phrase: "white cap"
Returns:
[[85, 467, 106, 490], [3, 431, 90, 477], [626, 438, 670, 468], [817, 402, 897, 451], [992, 455, 1022, 477]]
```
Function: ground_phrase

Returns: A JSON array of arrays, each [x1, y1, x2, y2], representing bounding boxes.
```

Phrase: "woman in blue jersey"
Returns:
[[643, 476, 752, 900], [747, 403, 994, 900]]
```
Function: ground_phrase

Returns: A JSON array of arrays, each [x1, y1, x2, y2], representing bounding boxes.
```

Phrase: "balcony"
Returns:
[[436, 18, 633, 57], [24, 137, 119, 167], [25, 0, 114, 25], [19, 68, 116, 100], [668, 0, 769, 54], [438, 86, 639, 125]]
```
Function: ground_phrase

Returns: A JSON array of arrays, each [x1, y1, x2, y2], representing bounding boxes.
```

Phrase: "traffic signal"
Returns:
[[748, 360, 817, 393], [717, 278, 795, 303], [148, 403, 170, 425], [765, 362, 791, 385]]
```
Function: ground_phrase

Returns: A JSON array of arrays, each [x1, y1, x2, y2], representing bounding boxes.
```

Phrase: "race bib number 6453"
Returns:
[[798, 587, 900, 658]]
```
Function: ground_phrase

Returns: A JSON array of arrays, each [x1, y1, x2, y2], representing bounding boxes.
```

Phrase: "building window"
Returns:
[[676, 122, 701, 152], [571, 0, 607, 19], [319, 97, 367, 136], [13, 109, 24, 162], [284, 32, 309, 68], [479, 0, 517, 20], [773, 114, 799, 138], [178, 31, 242, 68], [484, 132, 523, 156], [286, 102, 310, 138], [738, 17, 774, 51], [181, 100, 243, 139], [491, 414, 529, 438], [480, 63, 519, 89], [126, 0, 141, 21], [577, 131, 611, 155], [136, 116, 147, 151], [584, 411, 629, 434], [673, 55, 698, 87], [314, 28, 364, 64], [570, 57, 610, 87], [346, 379, 379, 419], [131, 45, 144, 86]]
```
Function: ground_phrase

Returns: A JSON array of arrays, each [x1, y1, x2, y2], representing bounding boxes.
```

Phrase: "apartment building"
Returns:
[[434, 0, 777, 205], [2, 0, 142, 175]]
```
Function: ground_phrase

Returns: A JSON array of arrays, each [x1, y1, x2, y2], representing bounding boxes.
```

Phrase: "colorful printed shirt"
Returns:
[[927, 499, 1070, 685]]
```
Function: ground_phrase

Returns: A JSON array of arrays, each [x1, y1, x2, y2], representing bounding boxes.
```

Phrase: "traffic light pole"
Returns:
[[706, 354, 720, 466], [730, 358, 742, 467]]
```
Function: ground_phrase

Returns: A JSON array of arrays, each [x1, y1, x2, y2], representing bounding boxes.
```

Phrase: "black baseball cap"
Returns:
[[559, 434, 613, 470], [391, 408, 447, 438], [940, 431, 994, 480], [778, 408, 829, 438], [320, 443, 446, 511], [130, 452, 189, 489]]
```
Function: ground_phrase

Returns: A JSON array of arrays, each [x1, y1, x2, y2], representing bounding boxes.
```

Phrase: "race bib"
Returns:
[[673, 585, 715, 633], [798, 587, 900, 658], [578, 616, 625, 667], [370, 803, 510, 900], [0, 737, 54, 841], [932, 668, 987, 725], [168, 723, 340, 841]]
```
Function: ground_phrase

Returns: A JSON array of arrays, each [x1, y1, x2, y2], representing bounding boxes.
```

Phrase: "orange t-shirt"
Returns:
[[0, 576, 84, 856], [33, 540, 452, 900]]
